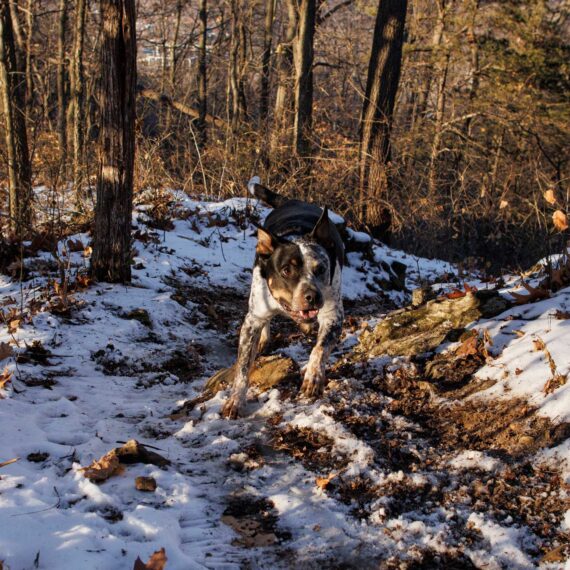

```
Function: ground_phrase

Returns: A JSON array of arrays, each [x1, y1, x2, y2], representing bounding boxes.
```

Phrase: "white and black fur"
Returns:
[[221, 177, 344, 419]]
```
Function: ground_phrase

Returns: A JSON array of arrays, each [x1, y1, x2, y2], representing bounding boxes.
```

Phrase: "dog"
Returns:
[[221, 177, 344, 419]]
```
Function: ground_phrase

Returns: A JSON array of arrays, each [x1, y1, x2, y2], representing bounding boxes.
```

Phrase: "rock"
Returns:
[[355, 290, 510, 358], [170, 354, 300, 419], [135, 476, 157, 492]]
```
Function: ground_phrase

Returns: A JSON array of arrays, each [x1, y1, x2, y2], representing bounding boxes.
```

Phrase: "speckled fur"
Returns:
[[222, 236, 344, 419]]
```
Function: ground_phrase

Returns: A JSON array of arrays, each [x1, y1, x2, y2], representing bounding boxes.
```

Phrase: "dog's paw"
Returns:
[[221, 396, 243, 419], [299, 367, 326, 399]]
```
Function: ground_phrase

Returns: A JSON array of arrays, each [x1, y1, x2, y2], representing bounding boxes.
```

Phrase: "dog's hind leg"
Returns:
[[222, 312, 267, 419]]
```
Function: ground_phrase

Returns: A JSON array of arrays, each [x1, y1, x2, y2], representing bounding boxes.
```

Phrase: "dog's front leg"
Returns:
[[221, 312, 266, 419], [300, 306, 343, 399]]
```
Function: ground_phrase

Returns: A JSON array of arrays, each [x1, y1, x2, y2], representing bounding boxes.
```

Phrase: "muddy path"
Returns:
[[165, 281, 569, 568]]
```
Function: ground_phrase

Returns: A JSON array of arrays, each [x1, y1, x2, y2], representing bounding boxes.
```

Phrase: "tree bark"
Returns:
[[57, 0, 68, 164], [227, 0, 247, 132], [197, 0, 207, 144], [0, 0, 32, 236], [23, 0, 31, 116], [165, 0, 183, 132], [259, 0, 274, 126], [292, 0, 315, 158], [358, 0, 407, 239], [70, 0, 87, 198], [91, 0, 136, 284], [271, 0, 296, 151]]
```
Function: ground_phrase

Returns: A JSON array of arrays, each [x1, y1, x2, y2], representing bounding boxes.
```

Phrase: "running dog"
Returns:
[[222, 177, 344, 419]]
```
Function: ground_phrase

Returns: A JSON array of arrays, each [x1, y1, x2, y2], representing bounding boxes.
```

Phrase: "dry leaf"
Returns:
[[511, 281, 550, 305], [554, 310, 570, 319], [135, 476, 157, 492], [0, 342, 13, 361], [81, 450, 123, 482], [552, 210, 568, 231], [544, 189, 557, 205], [499, 200, 509, 209], [8, 319, 20, 333], [316, 472, 338, 490], [0, 367, 13, 391], [513, 329, 525, 337], [83, 246, 93, 258], [133, 548, 167, 570], [76, 274, 92, 289], [67, 238, 85, 252], [455, 335, 479, 357], [515, 368, 523, 375]]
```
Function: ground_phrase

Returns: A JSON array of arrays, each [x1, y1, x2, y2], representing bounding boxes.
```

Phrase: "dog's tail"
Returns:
[[248, 176, 289, 209]]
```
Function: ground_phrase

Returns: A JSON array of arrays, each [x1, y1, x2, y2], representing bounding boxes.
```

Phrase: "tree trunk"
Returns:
[[70, 0, 87, 199], [227, 0, 247, 132], [57, 0, 68, 164], [416, 0, 445, 120], [165, 0, 183, 132], [271, 0, 296, 151], [23, 0, 31, 116], [197, 0, 207, 145], [259, 0, 274, 126], [91, 0, 136, 284], [292, 0, 315, 158], [427, 49, 450, 197], [0, 0, 32, 236], [358, 0, 407, 239]]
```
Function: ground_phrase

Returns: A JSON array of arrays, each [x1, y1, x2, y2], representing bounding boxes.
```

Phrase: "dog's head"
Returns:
[[256, 208, 336, 322]]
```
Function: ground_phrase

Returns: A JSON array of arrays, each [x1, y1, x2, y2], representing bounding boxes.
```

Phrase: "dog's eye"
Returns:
[[281, 266, 292, 278], [315, 264, 326, 277]]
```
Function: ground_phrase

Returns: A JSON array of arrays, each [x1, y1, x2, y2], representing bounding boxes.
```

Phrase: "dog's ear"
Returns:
[[256, 227, 278, 257], [311, 207, 334, 249]]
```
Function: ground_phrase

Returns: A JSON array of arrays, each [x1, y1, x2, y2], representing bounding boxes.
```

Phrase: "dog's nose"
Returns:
[[304, 288, 322, 307]]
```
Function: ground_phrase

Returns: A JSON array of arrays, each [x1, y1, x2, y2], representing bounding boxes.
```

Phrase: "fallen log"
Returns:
[[170, 354, 300, 419], [356, 290, 510, 358], [138, 88, 227, 129]]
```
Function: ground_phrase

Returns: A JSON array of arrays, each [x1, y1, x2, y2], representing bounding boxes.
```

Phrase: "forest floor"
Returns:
[[0, 191, 569, 569]]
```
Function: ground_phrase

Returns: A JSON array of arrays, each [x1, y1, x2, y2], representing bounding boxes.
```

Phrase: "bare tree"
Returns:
[[57, 0, 68, 164], [271, 0, 296, 150], [0, 0, 32, 236], [292, 0, 315, 157], [70, 0, 87, 197], [359, 0, 407, 239], [196, 0, 207, 145], [259, 0, 274, 126], [91, 0, 136, 283]]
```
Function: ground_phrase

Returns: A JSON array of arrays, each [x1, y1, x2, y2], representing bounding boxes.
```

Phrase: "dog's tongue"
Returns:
[[299, 309, 319, 320]]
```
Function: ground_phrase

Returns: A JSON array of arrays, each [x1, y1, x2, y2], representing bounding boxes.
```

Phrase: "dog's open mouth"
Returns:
[[295, 309, 319, 320], [279, 301, 319, 321]]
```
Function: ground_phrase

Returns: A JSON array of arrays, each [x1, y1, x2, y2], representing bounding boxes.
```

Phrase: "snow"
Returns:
[[0, 190, 569, 568]]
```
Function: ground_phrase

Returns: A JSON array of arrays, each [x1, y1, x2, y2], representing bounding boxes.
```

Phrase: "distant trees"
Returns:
[[0, 0, 568, 270], [91, 0, 137, 283], [358, 0, 408, 240], [0, 0, 31, 236]]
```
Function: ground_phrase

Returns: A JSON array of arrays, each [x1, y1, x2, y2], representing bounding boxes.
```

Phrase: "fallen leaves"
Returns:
[[443, 282, 478, 300], [316, 472, 338, 490], [135, 476, 157, 492], [533, 336, 568, 395], [133, 548, 167, 570], [0, 367, 13, 393], [0, 342, 13, 361], [553, 310, 570, 320], [510, 281, 550, 305], [81, 439, 170, 483]]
